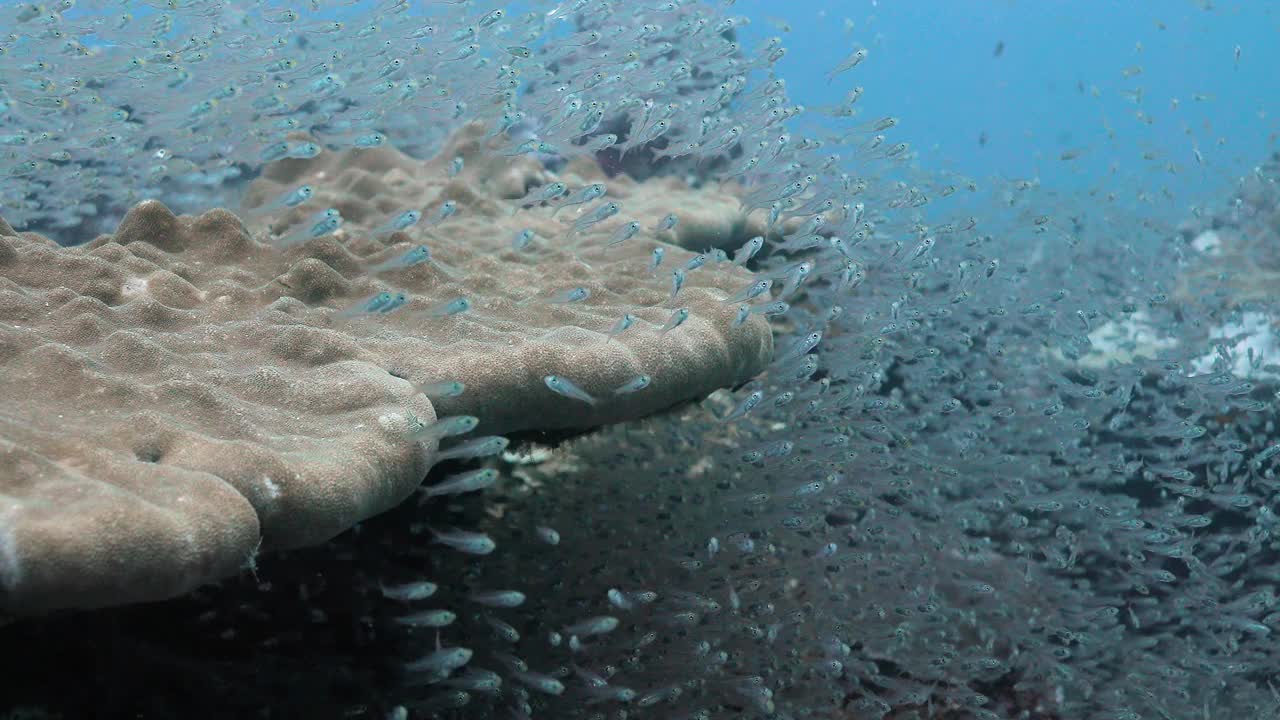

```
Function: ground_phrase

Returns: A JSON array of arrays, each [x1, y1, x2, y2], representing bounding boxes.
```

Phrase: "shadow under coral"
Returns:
[[0, 474, 496, 720]]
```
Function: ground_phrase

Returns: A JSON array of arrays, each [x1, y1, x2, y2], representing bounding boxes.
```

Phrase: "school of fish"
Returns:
[[3, 1, 1280, 719]]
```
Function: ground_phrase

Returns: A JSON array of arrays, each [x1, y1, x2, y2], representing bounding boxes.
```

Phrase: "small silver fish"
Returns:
[[669, 268, 687, 303], [723, 390, 764, 422], [604, 220, 642, 247], [536, 526, 561, 545], [395, 609, 457, 628], [502, 138, 551, 156], [607, 588, 633, 610], [336, 291, 394, 318], [427, 199, 457, 226], [493, 651, 530, 674], [286, 141, 322, 159], [524, 287, 590, 306], [773, 260, 814, 297], [828, 235, 856, 259], [428, 526, 496, 555], [375, 293, 410, 314], [469, 590, 526, 608], [660, 307, 690, 334], [258, 142, 289, 164], [418, 690, 470, 711], [584, 133, 618, 152], [436, 436, 509, 461], [751, 300, 790, 316], [551, 182, 606, 218], [410, 415, 479, 442], [613, 375, 652, 395], [248, 184, 314, 215], [512, 181, 569, 213], [351, 133, 387, 148], [649, 247, 666, 275], [405, 646, 473, 674], [371, 209, 422, 237], [380, 580, 437, 602], [442, 667, 503, 693], [733, 236, 764, 265], [422, 468, 498, 498], [369, 245, 432, 272], [513, 671, 565, 696], [722, 278, 773, 304], [511, 228, 536, 250], [777, 331, 823, 363], [586, 685, 638, 703], [564, 615, 620, 636], [567, 200, 621, 236], [606, 313, 637, 341], [544, 374, 597, 405], [485, 615, 521, 643], [423, 297, 472, 317], [417, 380, 466, 399], [655, 212, 679, 234], [275, 211, 343, 247]]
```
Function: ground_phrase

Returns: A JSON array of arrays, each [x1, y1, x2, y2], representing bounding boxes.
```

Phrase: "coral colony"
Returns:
[[2, 2, 1280, 719]]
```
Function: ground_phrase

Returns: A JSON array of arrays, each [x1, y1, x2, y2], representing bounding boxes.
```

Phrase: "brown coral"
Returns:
[[0, 129, 772, 615]]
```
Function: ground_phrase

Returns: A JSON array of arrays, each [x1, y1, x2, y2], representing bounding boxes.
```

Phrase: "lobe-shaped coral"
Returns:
[[0, 129, 772, 615], [241, 125, 773, 431], [556, 154, 771, 252]]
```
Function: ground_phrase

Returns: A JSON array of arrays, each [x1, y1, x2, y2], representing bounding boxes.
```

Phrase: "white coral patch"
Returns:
[[1191, 229, 1222, 256], [1075, 311, 1179, 369], [1191, 311, 1280, 378]]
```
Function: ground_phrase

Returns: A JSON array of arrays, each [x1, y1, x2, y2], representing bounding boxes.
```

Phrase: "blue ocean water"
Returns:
[[2, 1, 1280, 718], [735, 0, 1278, 204]]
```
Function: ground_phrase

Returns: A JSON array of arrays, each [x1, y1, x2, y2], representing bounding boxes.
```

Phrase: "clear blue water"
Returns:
[[736, 0, 1278, 205]]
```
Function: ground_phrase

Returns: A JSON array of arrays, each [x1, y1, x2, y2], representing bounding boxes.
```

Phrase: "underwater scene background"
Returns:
[[2, 1, 1280, 719]]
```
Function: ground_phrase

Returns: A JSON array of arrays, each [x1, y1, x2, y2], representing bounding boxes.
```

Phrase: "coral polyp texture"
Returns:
[[554, 154, 771, 252], [0, 135, 771, 616], [0, 204, 436, 616], [241, 125, 773, 430]]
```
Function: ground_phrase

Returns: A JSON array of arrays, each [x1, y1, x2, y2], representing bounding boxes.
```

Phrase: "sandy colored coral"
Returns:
[[0, 129, 772, 615], [0, 204, 436, 615], [242, 124, 773, 432], [558, 155, 771, 252]]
